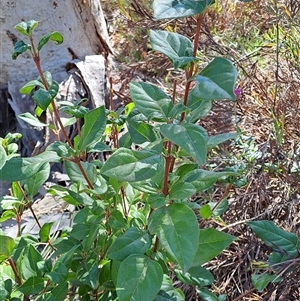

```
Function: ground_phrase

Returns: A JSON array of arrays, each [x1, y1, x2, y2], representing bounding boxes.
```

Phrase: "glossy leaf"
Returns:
[[129, 82, 173, 121], [12, 40, 31, 59], [33, 89, 52, 112], [127, 119, 159, 145], [155, 275, 185, 301], [107, 228, 151, 260], [38, 31, 63, 51], [77, 260, 99, 289], [50, 283, 68, 301], [207, 133, 237, 149], [248, 220, 299, 260], [186, 98, 213, 123], [191, 57, 238, 100], [14, 20, 38, 36], [18, 276, 44, 295], [168, 181, 196, 200], [192, 228, 235, 266], [148, 194, 167, 209], [148, 203, 199, 272], [0, 151, 60, 181], [180, 169, 237, 192], [199, 204, 213, 219], [64, 160, 97, 185], [76, 106, 106, 151], [32, 82, 56, 110], [0, 235, 15, 261], [101, 148, 164, 182], [251, 274, 281, 292], [19, 80, 45, 94], [153, 0, 213, 20], [116, 254, 163, 301], [39, 222, 55, 243], [18, 112, 48, 127], [160, 123, 208, 165], [21, 245, 44, 279], [197, 287, 225, 301], [175, 266, 214, 286], [46, 262, 68, 283], [150, 30, 194, 69], [0, 144, 7, 170], [42, 71, 53, 87], [24, 163, 50, 197]]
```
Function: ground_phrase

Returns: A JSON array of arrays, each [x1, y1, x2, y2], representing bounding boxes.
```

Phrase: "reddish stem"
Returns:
[[8, 257, 22, 285], [180, 14, 204, 122]]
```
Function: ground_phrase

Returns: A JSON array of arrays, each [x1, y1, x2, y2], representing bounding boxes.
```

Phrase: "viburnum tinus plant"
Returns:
[[0, 1, 248, 301]]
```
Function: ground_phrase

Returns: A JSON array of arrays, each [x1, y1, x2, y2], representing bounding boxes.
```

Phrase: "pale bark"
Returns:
[[0, 0, 112, 196], [0, 0, 112, 85]]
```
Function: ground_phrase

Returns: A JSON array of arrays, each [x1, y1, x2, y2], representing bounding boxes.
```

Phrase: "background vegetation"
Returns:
[[102, 0, 300, 299], [0, 0, 299, 300]]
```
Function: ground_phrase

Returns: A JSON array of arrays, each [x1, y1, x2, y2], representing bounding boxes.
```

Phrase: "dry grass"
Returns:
[[102, 0, 300, 299]]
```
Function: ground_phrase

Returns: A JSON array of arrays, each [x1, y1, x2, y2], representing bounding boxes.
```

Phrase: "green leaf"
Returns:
[[191, 57, 238, 100], [46, 141, 73, 158], [39, 222, 55, 243], [127, 119, 160, 145], [153, 0, 213, 20], [196, 287, 223, 301], [101, 148, 164, 182], [168, 181, 196, 200], [60, 117, 76, 127], [32, 89, 53, 111], [21, 245, 44, 279], [129, 82, 173, 121], [0, 151, 60, 181], [20, 80, 45, 94], [107, 210, 127, 230], [211, 199, 229, 216], [18, 276, 44, 295], [251, 274, 281, 292], [43, 71, 53, 87], [0, 236, 15, 261], [12, 40, 31, 59], [38, 31, 63, 51], [148, 203, 199, 272], [49, 283, 68, 301], [77, 260, 99, 289], [18, 112, 49, 127], [76, 106, 106, 151], [32, 80, 59, 110], [107, 228, 151, 260], [248, 220, 299, 260], [180, 169, 237, 192], [199, 204, 213, 219], [46, 262, 68, 284], [64, 160, 97, 185], [175, 266, 214, 286], [186, 98, 213, 123], [14, 20, 39, 36], [87, 141, 112, 153], [116, 254, 163, 301], [160, 123, 208, 165], [150, 30, 195, 69], [148, 194, 167, 209], [0, 211, 16, 223], [155, 275, 185, 301], [192, 228, 236, 266], [207, 133, 237, 149], [0, 144, 7, 170], [24, 163, 50, 197]]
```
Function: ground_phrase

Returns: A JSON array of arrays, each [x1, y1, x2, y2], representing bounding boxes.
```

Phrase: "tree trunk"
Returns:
[[0, 0, 113, 195]]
